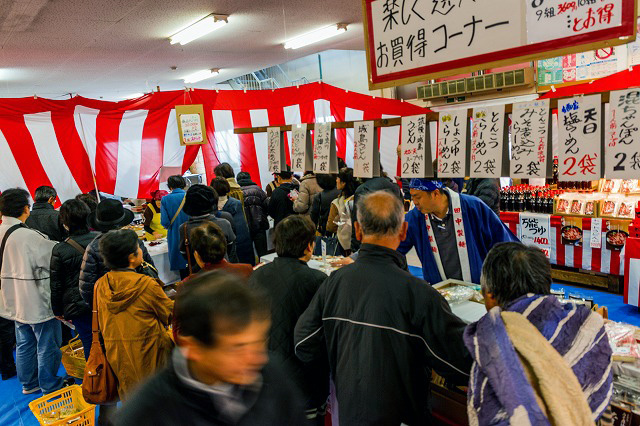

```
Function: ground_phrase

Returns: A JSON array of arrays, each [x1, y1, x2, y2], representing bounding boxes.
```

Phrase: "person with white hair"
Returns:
[[294, 190, 471, 425]]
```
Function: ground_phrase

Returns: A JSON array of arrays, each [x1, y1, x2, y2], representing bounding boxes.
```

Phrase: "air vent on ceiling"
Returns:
[[417, 68, 534, 101]]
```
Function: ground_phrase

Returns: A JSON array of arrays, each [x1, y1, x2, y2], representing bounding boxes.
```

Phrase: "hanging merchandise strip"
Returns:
[[424, 188, 472, 283], [606, 89, 640, 179], [437, 109, 468, 178], [558, 94, 603, 181], [511, 99, 550, 178], [470, 105, 506, 178]]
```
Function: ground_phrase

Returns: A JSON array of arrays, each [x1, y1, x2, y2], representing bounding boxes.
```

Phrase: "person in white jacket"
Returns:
[[0, 188, 67, 395]]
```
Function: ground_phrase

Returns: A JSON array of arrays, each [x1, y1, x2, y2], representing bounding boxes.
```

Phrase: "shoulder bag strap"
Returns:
[[65, 238, 86, 256], [0, 224, 26, 289], [184, 225, 193, 276], [169, 195, 186, 227]]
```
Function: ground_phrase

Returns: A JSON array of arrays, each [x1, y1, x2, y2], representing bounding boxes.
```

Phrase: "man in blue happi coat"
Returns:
[[398, 178, 518, 285]]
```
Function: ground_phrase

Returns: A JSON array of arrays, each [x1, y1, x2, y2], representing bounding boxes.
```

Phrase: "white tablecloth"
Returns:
[[260, 253, 335, 275], [144, 240, 180, 285]]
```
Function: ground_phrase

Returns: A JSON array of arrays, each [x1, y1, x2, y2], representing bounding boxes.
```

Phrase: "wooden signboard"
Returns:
[[175, 105, 207, 146], [363, 0, 637, 89]]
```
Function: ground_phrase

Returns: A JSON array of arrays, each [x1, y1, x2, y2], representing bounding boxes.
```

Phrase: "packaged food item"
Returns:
[[602, 200, 616, 215], [550, 288, 565, 300], [584, 201, 595, 216], [617, 201, 635, 218], [605, 321, 640, 362], [570, 200, 583, 215], [602, 180, 615, 193], [621, 180, 635, 194], [437, 285, 476, 304], [557, 198, 570, 214]]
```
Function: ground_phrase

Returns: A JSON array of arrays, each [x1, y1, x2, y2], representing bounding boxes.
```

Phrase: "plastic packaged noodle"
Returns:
[[605, 321, 640, 363], [438, 285, 476, 304]]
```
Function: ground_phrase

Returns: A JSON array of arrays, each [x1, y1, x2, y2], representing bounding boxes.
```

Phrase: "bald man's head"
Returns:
[[356, 190, 404, 237]]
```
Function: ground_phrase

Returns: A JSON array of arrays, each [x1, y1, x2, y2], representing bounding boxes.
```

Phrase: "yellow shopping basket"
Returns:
[[28, 385, 95, 425]]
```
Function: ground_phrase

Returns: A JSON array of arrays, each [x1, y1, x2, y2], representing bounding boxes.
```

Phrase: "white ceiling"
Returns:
[[0, 0, 365, 99]]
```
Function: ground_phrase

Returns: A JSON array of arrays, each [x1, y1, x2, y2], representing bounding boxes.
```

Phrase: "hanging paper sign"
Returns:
[[401, 115, 432, 178], [437, 110, 467, 178], [267, 127, 286, 174], [591, 218, 603, 249], [519, 213, 551, 258], [558, 95, 602, 181], [313, 122, 338, 174], [526, 0, 624, 44], [291, 124, 313, 172], [511, 99, 550, 178], [470, 105, 505, 178], [606, 89, 640, 179], [175, 104, 207, 146], [354, 121, 380, 178]]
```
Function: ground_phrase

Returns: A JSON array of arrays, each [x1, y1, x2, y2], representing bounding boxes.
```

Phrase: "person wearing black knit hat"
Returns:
[[179, 184, 237, 275]]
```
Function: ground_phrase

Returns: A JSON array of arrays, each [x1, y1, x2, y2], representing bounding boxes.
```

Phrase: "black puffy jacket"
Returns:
[[464, 178, 501, 215], [237, 179, 269, 234], [79, 234, 154, 305], [50, 231, 98, 318]]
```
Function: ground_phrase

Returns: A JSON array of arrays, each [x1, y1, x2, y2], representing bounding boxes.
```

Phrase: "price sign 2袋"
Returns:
[[558, 94, 602, 181], [606, 89, 640, 179]]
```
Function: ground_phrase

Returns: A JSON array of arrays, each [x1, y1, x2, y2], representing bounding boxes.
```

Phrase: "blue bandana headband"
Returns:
[[409, 178, 444, 192]]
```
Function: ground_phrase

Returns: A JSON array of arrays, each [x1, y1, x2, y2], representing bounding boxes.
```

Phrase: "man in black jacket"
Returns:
[[248, 215, 328, 423], [295, 191, 472, 425], [268, 170, 299, 227], [115, 271, 306, 426], [25, 186, 67, 242], [463, 178, 501, 215]]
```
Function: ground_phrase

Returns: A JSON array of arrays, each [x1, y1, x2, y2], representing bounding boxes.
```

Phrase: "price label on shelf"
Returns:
[[590, 218, 603, 249]]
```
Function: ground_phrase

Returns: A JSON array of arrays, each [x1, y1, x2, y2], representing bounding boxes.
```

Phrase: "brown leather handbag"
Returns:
[[82, 283, 119, 404]]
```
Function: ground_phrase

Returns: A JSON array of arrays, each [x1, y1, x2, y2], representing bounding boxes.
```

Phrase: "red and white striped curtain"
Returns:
[[0, 82, 428, 201]]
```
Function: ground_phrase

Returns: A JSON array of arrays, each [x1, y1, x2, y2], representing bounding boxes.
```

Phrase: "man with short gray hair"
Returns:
[[294, 190, 472, 425]]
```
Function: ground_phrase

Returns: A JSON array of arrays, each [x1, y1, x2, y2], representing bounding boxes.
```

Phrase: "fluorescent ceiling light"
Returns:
[[170, 14, 228, 45], [284, 24, 348, 49], [183, 69, 220, 84]]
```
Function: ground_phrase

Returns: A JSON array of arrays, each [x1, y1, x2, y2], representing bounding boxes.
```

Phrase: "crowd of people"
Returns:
[[0, 162, 615, 426]]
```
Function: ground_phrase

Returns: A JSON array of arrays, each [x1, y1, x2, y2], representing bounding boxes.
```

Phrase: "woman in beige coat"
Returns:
[[94, 229, 174, 398], [293, 172, 321, 214]]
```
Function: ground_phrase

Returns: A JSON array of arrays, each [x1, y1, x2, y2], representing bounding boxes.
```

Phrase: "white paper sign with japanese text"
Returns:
[[558, 95, 602, 181], [437, 109, 467, 178], [313, 122, 338, 174], [369, 0, 520, 79], [511, 99, 550, 178], [180, 114, 203, 144], [526, 0, 623, 44], [590, 218, 603, 249], [471, 105, 505, 178], [354, 121, 380, 178], [267, 127, 284, 174], [606, 89, 640, 179], [519, 213, 551, 258], [401, 115, 431, 178], [291, 124, 313, 172]]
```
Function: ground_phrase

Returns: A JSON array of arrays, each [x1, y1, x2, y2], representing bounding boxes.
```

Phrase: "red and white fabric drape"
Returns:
[[0, 83, 428, 201]]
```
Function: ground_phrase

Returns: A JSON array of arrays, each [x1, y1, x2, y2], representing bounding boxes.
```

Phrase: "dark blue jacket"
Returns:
[[161, 189, 189, 271], [222, 197, 255, 265]]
